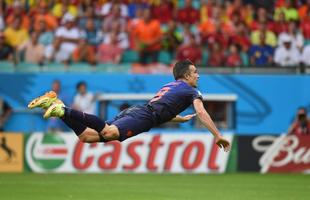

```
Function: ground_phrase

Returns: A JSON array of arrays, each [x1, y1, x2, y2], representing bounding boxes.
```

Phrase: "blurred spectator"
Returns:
[[207, 41, 225, 67], [300, 8, 310, 42], [102, 4, 127, 33], [4, 17, 29, 48], [273, 11, 289, 35], [250, 7, 274, 31], [176, 33, 202, 65], [78, 6, 101, 31], [72, 81, 96, 115], [176, 0, 199, 24], [35, 20, 55, 61], [46, 79, 71, 132], [162, 20, 182, 56], [230, 22, 251, 52], [274, 0, 299, 22], [72, 38, 96, 65], [287, 107, 310, 136], [151, 0, 175, 24], [181, 23, 200, 46], [83, 18, 99, 47], [225, 44, 242, 67], [97, 32, 123, 64], [50, 13, 83, 64], [249, 33, 274, 66], [251, 22, 277, 47], [0, 96, 12, 132], [301, 44, 310, 66], [0, 32, 14, 62], [100, 0, 128, 17], [298, 0, 310, 20], [100, 22, 129, 50], [133, 8, 162, 64], [278, 21, 304, 50], [203, 22, 230, 50], [200, 0, 217, 23], [32, 1, 58, 31], [128, 0, 149, 19], [274, 34, 301, 67], [17, 32, 45, 65], [5, 1, 30, 31], [0, 2, 5, 31], [52, 0, 78, 19]]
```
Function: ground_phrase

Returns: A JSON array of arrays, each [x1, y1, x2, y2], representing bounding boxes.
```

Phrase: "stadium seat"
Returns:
[[121, 50, 139, 63], [0, 61, 15, 73], [97, 63, 131, 73], [15, 62, 41, 73], [68, 62, 94, 73], [159, 51, 172, 65], [44, 62, 67, 72]]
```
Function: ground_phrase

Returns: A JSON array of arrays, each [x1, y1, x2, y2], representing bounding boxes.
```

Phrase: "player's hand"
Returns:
[[215, 136, 230, 152], [181, 113, 196, 122]]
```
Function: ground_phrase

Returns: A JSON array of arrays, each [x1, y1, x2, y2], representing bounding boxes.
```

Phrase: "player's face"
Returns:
[[187, 65, 199, 87]]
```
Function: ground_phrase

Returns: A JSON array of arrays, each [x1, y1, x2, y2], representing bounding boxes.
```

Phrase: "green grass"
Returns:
[[0, 173, 309, 200]]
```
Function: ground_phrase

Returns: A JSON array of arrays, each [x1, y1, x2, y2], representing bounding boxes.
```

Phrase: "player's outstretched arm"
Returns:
[[193, 99, 230, 152], [170, 114, 197, 123]]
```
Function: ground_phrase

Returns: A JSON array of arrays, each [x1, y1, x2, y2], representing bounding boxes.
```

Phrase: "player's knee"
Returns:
[[100, 125, 120, 141], [78, 133, 93, 143]]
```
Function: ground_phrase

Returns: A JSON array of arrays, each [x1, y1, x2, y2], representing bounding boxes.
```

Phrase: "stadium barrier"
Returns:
[[0, 132, 24, 172], [237, 134, 310, 173], [24, 132, 233, 173]]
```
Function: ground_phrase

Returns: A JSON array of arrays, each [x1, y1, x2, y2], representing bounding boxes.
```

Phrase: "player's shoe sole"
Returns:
[[28, 91, 58, 109], [43, 100, 65, 119]]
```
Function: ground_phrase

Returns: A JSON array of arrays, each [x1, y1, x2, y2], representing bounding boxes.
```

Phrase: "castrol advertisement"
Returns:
[[238, 134, 310, 173], [25, 133, 233, 173]]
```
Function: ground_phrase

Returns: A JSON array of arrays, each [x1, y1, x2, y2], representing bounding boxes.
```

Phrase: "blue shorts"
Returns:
[[106, 105, 156, 141]]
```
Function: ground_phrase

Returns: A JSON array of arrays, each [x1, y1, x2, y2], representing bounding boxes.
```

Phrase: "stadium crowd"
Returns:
[[0, 0, 310, 68]]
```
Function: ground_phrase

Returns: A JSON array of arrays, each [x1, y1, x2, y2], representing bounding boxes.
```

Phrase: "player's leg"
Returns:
[[28, 91, 121, 142], [44, 102, 121, 142]]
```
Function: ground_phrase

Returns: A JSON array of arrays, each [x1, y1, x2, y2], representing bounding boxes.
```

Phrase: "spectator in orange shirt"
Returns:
[[133, 8, 162, 64], [32, 1, 58, 31], [72, 38, 96, 65], [5, 1, 30, 31]]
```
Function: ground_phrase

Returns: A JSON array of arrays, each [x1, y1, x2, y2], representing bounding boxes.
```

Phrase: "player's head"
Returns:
[[173, 60, 199, 87]]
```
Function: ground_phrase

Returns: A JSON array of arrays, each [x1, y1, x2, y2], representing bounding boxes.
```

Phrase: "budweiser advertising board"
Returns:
[[238, 134, 310, 173], [25, 133, 233, 173]]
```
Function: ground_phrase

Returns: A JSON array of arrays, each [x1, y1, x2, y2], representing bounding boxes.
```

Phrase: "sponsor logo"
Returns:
[[26, 134, 68, 172], [26, 133, 233, 173], [253, 135, 310, 173], [0, 133, 24, 172]]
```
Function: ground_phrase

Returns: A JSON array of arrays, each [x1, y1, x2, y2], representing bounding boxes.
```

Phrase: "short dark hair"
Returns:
[[173, 60, 194, 80], [76, 81, 87, 90]]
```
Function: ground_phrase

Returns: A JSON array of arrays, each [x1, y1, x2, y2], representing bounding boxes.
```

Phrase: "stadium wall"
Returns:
[[0, 73, 310, 134]]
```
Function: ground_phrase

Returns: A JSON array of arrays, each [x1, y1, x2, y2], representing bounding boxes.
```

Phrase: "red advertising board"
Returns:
[[25, 133, 233, 173]]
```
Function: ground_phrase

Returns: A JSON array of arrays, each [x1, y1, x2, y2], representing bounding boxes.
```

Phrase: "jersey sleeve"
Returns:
[[188, 88, 203, 102]]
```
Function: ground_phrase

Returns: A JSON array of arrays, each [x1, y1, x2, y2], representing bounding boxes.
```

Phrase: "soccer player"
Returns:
[[28, 60, 230, 151]]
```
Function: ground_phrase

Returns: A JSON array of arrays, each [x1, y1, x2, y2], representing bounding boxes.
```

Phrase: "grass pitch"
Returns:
[[0, 173, 309, 200]]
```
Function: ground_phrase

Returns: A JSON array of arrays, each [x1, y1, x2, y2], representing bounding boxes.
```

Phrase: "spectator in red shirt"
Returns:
[[273, 11, 289, 35], [176, 33, 202, 65], [287, 107, 310, 136], [151, 0, 175, 24], [176, 0, 200, 25], [207, 41, 226, 67], [300, 8, 310, 41], [225, 44, 242, 67], [97, 32, 123, 64]]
